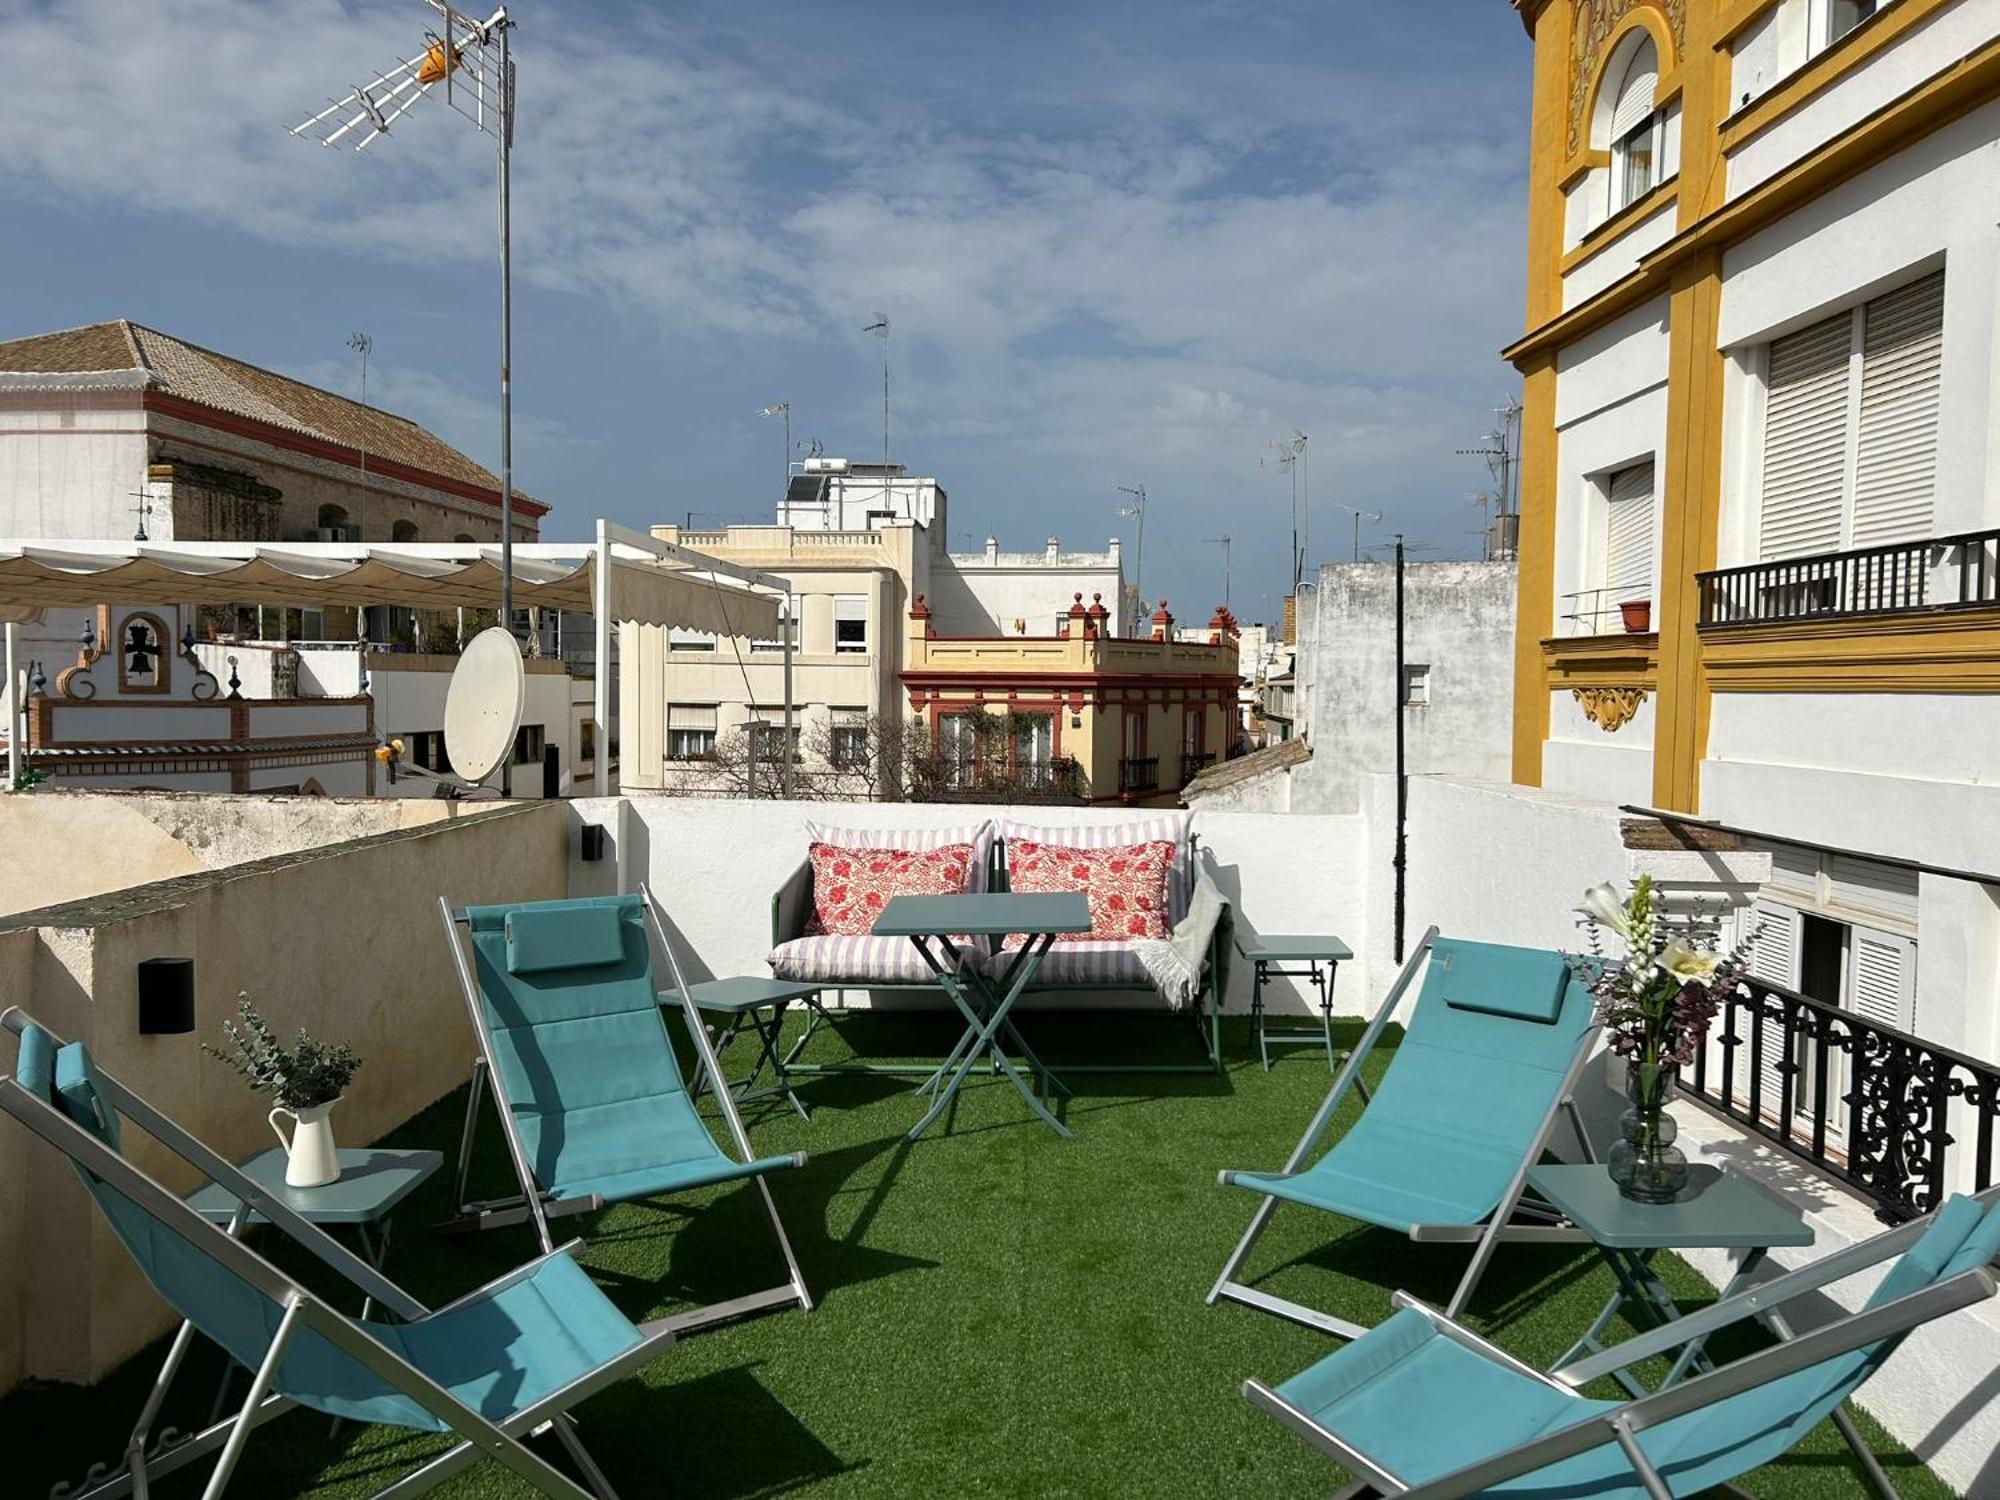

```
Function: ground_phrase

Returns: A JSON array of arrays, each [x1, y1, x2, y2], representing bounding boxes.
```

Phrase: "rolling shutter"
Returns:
[[1759, 311, 1853, 560], [1605, 461, 1655, 604], [1852, 271, 1944, 547], [668, 704, 716, 731], [1846, 926, 1916, 1034], [1609, 46, 1658, 139]]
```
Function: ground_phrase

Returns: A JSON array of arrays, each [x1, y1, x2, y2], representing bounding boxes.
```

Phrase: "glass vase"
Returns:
[[1607, 1060, 1688, 1204]]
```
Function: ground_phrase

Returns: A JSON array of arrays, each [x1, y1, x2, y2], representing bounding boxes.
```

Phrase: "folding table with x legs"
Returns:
[[872, 891, 1093, 1142]]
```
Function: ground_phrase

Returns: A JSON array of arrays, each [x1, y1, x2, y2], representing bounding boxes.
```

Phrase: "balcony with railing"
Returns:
[[1687, 975, 2000, 1224], [1119, 755, 1160, 795], [1698, 527, 2000, 628], [1179, 750, 1216, 784]]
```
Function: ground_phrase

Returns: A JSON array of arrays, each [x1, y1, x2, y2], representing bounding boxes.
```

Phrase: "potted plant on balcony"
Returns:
[[1571, 878, 1755, 1203], [203, 994, 362, 1188], [1619, 598, 1652, 633]]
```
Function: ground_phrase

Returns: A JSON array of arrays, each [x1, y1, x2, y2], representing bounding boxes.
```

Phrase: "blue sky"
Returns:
[[0, 0, 1532, 628]]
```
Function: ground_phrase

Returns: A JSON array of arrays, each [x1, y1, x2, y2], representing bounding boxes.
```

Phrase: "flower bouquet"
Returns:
[[1572, 876, 1755, 1203]]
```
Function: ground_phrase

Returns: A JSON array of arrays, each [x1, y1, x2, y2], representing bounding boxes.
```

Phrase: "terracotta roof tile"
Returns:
[[0, 320, 533, 506]]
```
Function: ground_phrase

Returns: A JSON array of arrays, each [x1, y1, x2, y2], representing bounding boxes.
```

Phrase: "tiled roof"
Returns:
[[1181, 736, 1310, 801], [0, 320, 527, 503]]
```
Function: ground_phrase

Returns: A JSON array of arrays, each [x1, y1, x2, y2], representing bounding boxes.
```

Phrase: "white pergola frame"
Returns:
[[0, 519, 795, 798]]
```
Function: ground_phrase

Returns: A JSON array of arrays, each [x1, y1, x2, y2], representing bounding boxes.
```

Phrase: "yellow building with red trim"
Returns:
[[1505, 0, 2000, 1036], [902, 594, 1241, 805]]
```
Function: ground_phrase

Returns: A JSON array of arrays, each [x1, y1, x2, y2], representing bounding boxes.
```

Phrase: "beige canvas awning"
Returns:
[[0, 538, 781, 638]]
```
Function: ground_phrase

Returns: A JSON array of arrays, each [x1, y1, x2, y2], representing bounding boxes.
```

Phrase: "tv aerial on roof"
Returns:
[[377, 626, 524, 798]]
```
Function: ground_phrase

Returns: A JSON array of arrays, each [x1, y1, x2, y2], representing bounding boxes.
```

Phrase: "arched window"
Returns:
[[391, 520, 420, 543], [317, 503, 350, 534], [1606, 37, 1661, 211], [453, 532, 476, 543]]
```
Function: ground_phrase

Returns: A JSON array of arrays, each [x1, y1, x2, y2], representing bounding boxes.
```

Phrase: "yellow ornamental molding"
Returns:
[[1572, 685, 1650, 732], [1568, 0, 1687, 154]]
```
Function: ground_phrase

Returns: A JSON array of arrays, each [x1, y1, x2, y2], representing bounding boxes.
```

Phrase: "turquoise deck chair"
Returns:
[[440, 886, 812, 1335], [2, 1005, 678, 1500], [1244, 1186, 2000, 1498], [1211, 928, 1600, 1337]]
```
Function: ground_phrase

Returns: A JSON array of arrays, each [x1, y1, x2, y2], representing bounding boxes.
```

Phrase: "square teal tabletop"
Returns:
[[662, 976, 825, 1013], [185, 1147, 443, 1227], [1235, 933, 1354, 962], [1527, 1163, 1814, 1251], [872, 891, 1093, 939]]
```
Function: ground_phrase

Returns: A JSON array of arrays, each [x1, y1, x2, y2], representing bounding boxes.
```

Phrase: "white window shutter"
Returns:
[[1852, 271, 1944, 548], [1847, 925, 1916, 1034], [1604, 461, 1655, 604], [1760, 312, 1853, 560], [1609, 46, 1658, 139], [1744, 900, 1804, 1122]]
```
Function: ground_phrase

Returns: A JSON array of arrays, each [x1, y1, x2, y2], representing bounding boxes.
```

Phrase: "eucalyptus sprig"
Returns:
[[202, 993, 360, 1112]]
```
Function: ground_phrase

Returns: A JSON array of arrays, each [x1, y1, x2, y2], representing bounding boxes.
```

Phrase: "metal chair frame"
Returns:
[[1210, 928, 1597, 1339], [0, 1005, 675, 1500], [438, 885, 812, 1336]]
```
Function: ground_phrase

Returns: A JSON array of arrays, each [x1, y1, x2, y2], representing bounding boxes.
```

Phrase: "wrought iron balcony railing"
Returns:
[[1698, 527, 2000, 628], [1683, 976, 2000, 1222], [1119, 756, 1160, 794]]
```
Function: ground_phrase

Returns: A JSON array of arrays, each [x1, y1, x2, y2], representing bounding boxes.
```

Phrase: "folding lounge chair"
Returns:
[[2, 1006, 678, 1500], [440, 886, 813, 1335], [1244, 1186, 2000, 1499], [1211, 928, 1599, 1337]]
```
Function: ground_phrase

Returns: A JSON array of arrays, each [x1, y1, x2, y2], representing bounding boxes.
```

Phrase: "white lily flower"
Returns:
[[1661, 938, 1719, 982], [1576, 882, 1635, 942]]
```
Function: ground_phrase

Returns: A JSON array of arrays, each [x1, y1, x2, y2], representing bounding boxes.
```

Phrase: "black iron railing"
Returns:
[[1685, 977, 2000, 1222], [1181, 751, 1217, 782], [1698, 527, 2000, 627], [1119, 756, 1160, 794]]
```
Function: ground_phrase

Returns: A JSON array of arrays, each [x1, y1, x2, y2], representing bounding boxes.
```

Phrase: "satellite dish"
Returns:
[[442, 626, 525, 786]]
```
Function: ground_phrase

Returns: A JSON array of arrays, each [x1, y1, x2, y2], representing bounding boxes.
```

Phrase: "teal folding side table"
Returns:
[[1527, 1162, 1814, 1397], [873, 891, 1093, 1142], [663, 975, 828, 1121], [1234, 933, 1353, 1070], [185, 1145, 442, 1428]]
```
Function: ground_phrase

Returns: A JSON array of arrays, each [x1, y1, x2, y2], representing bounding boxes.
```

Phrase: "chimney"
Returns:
[[1151, 599, 1173, 642], [1045, 536, 1060, 562], [985, 536, 999, 564]]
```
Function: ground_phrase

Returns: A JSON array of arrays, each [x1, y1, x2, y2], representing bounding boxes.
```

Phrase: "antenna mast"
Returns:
[[1117, 485, 1147, 633]]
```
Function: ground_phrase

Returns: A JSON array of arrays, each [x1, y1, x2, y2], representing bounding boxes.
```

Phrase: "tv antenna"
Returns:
[[1117, 485, 1147, 633], [864, 313, 891, 512], [348, 331, 373, 485], [1262, 431, 1309, 592], [294, 1, 521, 792], [1329, 502, 1382, 563], [1204, 534, 1232, 609], [759, 402, 792, 490]]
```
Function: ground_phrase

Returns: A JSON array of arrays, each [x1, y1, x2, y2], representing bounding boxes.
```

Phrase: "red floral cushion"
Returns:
[[1005, 839, 1175, 943], [805, 841, 976, 936]]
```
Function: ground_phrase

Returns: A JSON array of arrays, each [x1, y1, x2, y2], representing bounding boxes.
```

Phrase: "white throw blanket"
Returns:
[[1131, 876, 1225, 1011]]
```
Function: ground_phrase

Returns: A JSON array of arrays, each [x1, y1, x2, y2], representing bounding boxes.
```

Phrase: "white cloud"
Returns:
[[0, 0, 1532, 587]]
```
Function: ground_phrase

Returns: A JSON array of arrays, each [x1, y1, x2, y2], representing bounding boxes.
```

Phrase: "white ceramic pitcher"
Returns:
[[269, 1098, 343, 1188]]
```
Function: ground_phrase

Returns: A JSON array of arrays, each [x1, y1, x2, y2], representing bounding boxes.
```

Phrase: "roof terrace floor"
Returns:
[[0, 1012, 1949, 1498]]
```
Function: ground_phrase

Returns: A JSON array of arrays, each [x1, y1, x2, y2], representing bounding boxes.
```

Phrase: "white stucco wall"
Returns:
[[1727, 0, 2000, 196], [1292, 560, 1517, 814], [1717, 98, 2000, 553], [929, 541, 1125, 638], [570, 795, 1371, 1019]]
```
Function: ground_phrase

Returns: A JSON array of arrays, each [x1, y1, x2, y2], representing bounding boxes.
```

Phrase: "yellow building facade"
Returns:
[[1507, 0, 2000, 820], [903, 596, 1241, 805]]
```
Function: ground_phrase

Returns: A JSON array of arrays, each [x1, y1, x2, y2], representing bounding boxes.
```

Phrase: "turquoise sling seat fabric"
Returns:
[[1231, 939, 1593, 1231], [1272, 1195, 2000, 1496], [14, 1028, 646, 1433], [463, 894, 796, 1204]]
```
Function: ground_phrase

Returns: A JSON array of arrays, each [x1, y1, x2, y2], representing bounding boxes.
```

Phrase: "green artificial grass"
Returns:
[[0, 1012, 1958, 1498]]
